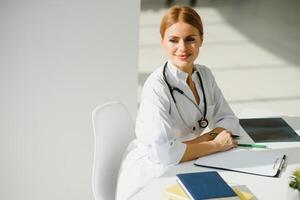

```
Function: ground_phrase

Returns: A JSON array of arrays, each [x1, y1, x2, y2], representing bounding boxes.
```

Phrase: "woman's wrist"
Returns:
[[209, 132, 218, 139], [208, 127, 226, 139], [210, 140, 220, 152]]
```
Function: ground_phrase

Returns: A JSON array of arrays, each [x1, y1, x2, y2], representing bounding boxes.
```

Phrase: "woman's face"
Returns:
[[161, 22, 202, 70]]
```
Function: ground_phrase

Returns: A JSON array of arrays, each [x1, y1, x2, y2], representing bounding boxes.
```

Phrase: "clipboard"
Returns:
[[194, 149, 286, 177]]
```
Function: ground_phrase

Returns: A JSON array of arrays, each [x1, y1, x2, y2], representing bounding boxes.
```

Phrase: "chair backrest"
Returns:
[[92, 101, 134, 200]]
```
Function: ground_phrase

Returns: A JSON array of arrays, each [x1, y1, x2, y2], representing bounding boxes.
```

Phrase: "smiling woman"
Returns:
[[116, 5, 239, 200], [160, 7, 204, 105], [160, 6, 203, 72], [161, 22, 202, 75]]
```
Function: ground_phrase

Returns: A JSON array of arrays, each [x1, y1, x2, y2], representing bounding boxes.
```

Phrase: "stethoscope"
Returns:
[[163, 62, 209, 129]]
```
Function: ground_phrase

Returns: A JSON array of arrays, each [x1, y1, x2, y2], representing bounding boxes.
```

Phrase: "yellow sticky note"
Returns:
[[164, 183, 190, 200], [233, 188, 254, 200]]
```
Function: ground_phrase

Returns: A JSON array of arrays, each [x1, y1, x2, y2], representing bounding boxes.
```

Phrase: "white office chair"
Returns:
[[92, 101, 135, 200]]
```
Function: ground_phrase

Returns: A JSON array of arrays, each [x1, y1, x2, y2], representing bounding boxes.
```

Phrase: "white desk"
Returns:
[[132, 116, 300, 200]]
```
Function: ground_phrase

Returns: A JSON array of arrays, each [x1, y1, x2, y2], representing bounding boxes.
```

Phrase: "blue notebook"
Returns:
[[176, 171, 238, 200]]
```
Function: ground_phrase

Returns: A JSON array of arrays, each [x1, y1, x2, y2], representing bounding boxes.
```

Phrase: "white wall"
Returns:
[[0, 0, 139, 199]]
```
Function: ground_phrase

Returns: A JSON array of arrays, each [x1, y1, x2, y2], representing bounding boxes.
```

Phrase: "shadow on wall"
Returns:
[[140, 0, 300, 67]]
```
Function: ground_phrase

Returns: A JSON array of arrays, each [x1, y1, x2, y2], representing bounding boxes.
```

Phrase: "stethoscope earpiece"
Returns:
[[163, 61, 209, 129]]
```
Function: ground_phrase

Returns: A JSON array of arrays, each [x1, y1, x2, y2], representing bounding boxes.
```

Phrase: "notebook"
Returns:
[[176, 171, 239, 200], [194, 149, 286, 177], [165, 183, 254, 200], [239, 117, 300, 142], [164, 183, 190, 200]]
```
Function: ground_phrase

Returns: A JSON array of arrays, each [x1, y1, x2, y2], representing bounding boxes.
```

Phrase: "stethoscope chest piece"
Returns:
[[198, 118, 208, 128]]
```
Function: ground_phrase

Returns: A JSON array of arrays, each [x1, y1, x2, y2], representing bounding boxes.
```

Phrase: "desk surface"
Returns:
[[132, 115, 300, 200]]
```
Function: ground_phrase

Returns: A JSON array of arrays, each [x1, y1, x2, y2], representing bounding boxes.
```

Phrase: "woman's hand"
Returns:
[[212, 130, 237, 152]]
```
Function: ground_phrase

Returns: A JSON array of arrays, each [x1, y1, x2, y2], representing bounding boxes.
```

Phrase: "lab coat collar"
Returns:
[[167, 61, 198, 83]]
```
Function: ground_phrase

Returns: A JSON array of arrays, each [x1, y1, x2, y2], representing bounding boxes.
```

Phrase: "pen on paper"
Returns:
[[237, 143, 267, 148]]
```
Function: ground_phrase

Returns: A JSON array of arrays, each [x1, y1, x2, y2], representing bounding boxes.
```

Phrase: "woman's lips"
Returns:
[[177, 54, 191, 61]]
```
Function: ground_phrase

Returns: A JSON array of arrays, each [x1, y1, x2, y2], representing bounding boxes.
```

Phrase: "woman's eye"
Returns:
[[169, 39, 177, 43], [186, 38, 195, 42]]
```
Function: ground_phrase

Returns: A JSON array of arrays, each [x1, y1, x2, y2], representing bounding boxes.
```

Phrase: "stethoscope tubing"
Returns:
[[162, 61, 208, 129]]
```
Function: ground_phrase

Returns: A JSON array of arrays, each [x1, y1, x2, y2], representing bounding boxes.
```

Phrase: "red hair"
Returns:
[[160, 5, 204, 39]]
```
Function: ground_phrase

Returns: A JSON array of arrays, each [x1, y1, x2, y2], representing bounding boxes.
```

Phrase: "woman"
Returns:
[[116, 5, 239, 200]]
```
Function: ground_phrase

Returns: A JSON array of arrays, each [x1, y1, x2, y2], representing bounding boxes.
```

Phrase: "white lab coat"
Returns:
[[116, 61, 239, 200]]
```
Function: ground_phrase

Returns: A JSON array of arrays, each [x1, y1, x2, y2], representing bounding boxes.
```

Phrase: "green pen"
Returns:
[[238, 143, 267, 148]]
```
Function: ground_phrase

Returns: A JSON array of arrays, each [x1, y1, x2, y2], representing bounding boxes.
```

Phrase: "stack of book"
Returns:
[[164, 171, 253, 200]]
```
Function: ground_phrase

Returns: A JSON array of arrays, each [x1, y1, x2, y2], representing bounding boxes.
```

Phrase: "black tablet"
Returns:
[[239, 118, 300, 142]]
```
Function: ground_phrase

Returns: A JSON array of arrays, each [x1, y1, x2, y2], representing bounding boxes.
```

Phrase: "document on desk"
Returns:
[[239, 117, 300, 143], [194, 149, 286, 177]]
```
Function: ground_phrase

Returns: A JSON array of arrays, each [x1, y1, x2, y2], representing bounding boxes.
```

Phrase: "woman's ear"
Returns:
[[199, 36, 203, 47], [200, 40, 203, 47], [160, 37, 165, 48], [160, 36, 163, 45]]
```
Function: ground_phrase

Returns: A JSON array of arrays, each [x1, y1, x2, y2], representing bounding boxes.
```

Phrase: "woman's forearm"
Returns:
[[183, 127, 226, 144], [180, 129, 237, 163], [180, 141, 218, 162]]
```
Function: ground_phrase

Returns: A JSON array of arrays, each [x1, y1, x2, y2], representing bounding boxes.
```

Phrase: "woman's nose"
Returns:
[[177, 40, 187, 51]]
